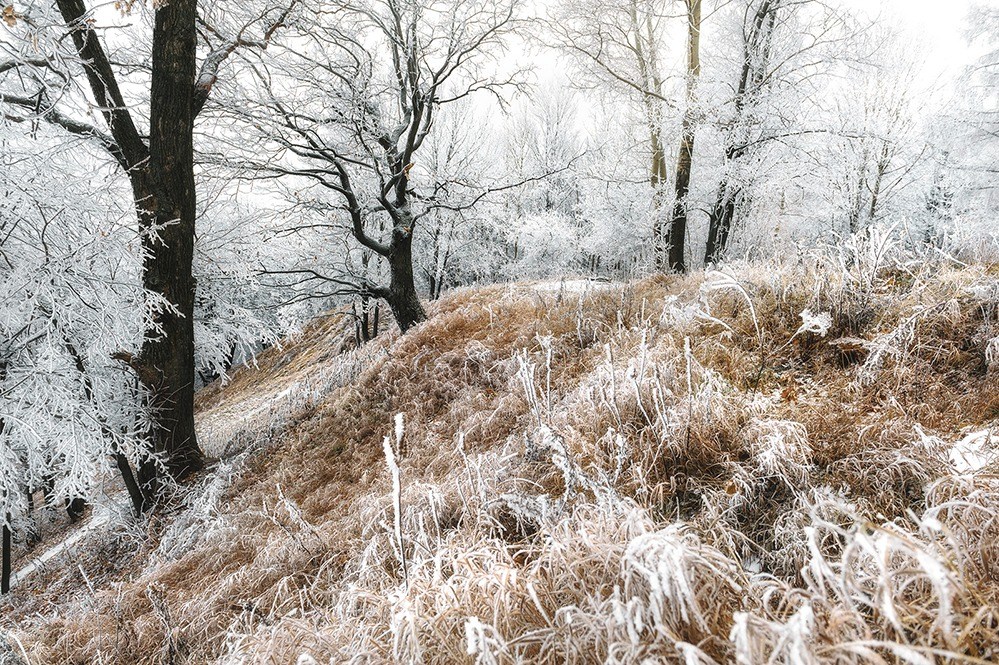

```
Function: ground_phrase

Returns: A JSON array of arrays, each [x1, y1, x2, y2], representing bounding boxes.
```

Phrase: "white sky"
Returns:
[[841, 0, 979, 76]]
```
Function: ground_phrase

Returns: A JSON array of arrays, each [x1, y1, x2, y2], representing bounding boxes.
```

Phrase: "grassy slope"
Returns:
[[5, 255, 999, 664]]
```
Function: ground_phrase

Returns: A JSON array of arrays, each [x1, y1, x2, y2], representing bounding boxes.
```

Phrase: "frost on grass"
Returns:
[[8, 253, 999, 664]]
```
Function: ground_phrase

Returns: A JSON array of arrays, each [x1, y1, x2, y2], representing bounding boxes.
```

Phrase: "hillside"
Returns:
[[3, 253, 999, 664]]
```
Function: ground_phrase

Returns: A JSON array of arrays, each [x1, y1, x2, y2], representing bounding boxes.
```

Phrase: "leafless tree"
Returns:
[[224, 0, 524, 331], [548, 0, 699, 273]]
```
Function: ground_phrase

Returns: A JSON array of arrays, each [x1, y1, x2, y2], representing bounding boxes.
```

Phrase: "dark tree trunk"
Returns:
[[66, 497, 86, 522], [63, 338, 145, 516], [384, 227, 427, 333], [705, 181, 737, 265], [56, 0, 202, 502], [361, 299, 371, 342], [704, 0, 776, 265], [354, 297, 382, 345], [42, 474, 55, 505], [138, 0, 204, 487], [54, 0, 150, 171], [1, 518, 10, 594], [666, 129, 693, 273], [660, 0, 700, 274], [114, 453, 145, 517]]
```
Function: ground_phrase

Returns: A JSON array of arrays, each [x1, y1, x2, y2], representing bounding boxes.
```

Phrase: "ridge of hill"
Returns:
[[3, 254, 999, 664]]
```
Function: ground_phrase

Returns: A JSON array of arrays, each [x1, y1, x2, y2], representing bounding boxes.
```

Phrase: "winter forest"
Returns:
[[0, 0, 998, 662]]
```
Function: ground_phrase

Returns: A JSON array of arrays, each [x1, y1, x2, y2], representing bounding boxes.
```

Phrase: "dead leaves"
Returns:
[[2, 5, 19, 28]]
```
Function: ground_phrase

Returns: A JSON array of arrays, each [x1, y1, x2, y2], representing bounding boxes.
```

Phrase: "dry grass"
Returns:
[[3, 245, 999, 664]]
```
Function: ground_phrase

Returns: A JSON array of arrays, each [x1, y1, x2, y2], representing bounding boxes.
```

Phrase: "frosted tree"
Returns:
[[821, 30, 930, 237], [0, 1, 297, 497], [219, 0, 525, 332], [414, 101, 507, 299], [702, 0, 857, 263], [548, 0, 700, 273], [944, 2, 999, 253], [0, 126, 152, 591], [500, 85, 592, 277]]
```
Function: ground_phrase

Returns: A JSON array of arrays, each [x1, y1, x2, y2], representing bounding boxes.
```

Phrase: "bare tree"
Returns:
[[825, 32, 926, 236], [702, 0, 862, 263], [225, 0, 523, 332], [704, 0, 778, 264], [548, 0, 698, 273]]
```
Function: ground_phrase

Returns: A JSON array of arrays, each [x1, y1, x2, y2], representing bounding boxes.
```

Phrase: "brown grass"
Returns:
[[3, 250, 999, 664]]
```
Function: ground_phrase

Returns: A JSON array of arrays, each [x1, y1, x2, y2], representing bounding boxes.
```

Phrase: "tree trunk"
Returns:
[[138, 0, 204, 488], [25, 489, 39, 545], [1, 519, 10, 594], [114, 453, 145, 517], [628, 0, 673, 272], [705, 0, 773, 266], [66, 497, 86, 522], [650, 142, 671, 271], [705, 180, 736, 265], [665, 0, 701, 274], [63, 338, 145, 517], [385, 227, 428, 333]]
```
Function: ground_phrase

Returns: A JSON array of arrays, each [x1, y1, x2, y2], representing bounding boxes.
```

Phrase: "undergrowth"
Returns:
[[4, 238, 999, 664]]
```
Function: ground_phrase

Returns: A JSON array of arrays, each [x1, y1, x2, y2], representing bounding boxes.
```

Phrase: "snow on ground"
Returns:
[[949, 428, 999, 473], [9, 504, 112, 589], [529, 278, 615, 295]]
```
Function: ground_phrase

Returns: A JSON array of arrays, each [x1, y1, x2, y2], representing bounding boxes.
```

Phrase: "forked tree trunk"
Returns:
[[705, 0, 776, 265], [704, 181, 736, 265], [55, 0, 203, 504]]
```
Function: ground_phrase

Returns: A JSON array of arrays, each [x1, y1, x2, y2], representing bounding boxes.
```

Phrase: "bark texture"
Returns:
[[140, 0, 203, 485]]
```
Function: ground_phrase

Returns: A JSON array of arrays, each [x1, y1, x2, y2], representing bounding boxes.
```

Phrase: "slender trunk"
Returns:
[[25, 489, 39, 545], [353, 302, 362, 347], [666, 0, 701, 274], [385, 224, 427, 333], [429, 227, 441, 300], [868, 140, 891, 223], [427, 271, 438, 301], [115, 453, 145, 517], [64, 338, 144, 516], [705, 1, 776, 265], [650, 142, 671, 271], [1, 519, 9, 594], [140, 0, 203, 485], [705, 180, 737, 265], [360, 301, 370, 343], [629, 1, 672, 271]]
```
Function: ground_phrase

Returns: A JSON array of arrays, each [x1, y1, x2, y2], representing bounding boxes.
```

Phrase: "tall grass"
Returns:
[[5, 234, 999, 664]]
